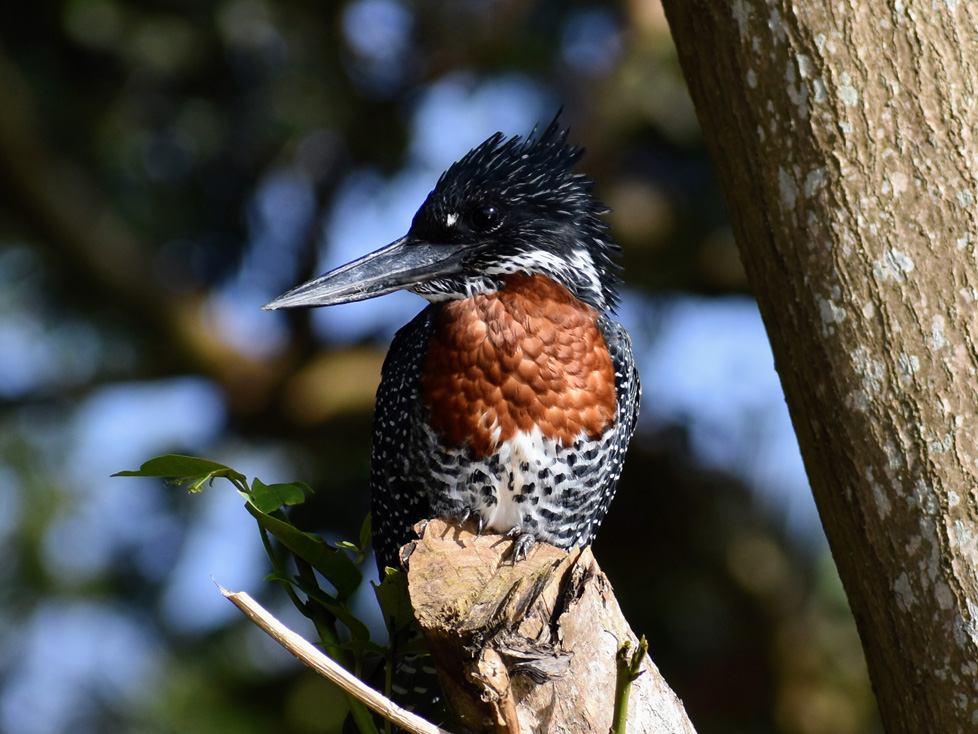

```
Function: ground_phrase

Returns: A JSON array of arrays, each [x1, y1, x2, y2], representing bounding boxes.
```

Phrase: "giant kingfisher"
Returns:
[[265, 119, 641, 571]]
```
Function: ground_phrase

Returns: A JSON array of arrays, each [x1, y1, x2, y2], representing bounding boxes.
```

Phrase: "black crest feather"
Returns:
[[410, 118, 623, 311]]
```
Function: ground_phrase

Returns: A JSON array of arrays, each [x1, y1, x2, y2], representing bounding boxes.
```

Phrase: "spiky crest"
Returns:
[[408, 118, 622, 311]]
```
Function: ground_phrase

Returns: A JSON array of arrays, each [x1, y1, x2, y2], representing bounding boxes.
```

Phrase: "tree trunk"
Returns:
[[659, 1, 978, 732]]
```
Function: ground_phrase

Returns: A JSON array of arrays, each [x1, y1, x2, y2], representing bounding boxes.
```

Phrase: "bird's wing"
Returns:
[[369, 306, 437, 570], [587, 314, 641, 536], [599, 314, 641, 442]]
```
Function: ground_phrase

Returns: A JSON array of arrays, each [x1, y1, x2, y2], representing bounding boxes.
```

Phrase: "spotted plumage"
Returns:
[[265, 119, 641, 570]]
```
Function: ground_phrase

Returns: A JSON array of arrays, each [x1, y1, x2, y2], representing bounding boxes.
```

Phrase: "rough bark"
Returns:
[[659, 1, 978, 732], [404, 519, 696, 733]]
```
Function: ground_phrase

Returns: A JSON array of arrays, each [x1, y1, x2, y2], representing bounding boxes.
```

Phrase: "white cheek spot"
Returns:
[[568, 247, 600, 285], [446, 212, 458, 227]]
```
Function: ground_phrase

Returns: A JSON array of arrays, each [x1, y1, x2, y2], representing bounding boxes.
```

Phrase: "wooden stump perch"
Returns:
[[403, 519, 696, 733]]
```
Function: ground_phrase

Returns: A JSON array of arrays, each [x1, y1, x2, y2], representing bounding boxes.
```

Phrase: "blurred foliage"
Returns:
[[115, 454, 413, 733], [0, 1, 879, 733]]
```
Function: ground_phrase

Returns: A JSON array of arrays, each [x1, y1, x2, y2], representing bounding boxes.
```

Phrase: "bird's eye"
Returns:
[[469, 205, 499, 231]]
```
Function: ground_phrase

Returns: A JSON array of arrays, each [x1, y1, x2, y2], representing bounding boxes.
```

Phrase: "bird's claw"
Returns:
[[508, 529, 536, 563], [456, 508, 484, 537]]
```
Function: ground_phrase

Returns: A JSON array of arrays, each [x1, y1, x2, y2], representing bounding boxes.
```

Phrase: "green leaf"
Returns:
[[249, 478, 308, 513], [334, 540, 358, 551], [245, 503, 362, 600], [112, 454, 246, 493], [307, 592, 372, 643], [338, 639, 387, 656], [262, 571, 294, 585], [374, 567, 416, 636], [259, 567, 371, 643], [358, 513, 372, 554]]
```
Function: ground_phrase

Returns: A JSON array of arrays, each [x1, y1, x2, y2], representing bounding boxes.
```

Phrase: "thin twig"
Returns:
[[217, 582, 452, 734], [612, 635, 648, 734]]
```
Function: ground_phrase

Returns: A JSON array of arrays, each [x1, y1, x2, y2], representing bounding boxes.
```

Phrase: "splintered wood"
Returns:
[[403, 519, 696, 734]]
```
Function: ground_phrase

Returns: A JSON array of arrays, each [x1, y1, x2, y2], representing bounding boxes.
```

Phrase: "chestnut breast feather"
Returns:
[[419, 274, 617, 459]]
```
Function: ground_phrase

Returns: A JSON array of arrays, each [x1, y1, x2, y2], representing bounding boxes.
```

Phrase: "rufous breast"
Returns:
[[419, 273, 617, 458]]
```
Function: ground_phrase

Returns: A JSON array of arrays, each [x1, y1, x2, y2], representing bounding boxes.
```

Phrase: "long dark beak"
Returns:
[[262, 236, 464, 310]]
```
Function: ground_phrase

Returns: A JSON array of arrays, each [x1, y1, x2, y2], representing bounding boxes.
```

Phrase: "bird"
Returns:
[[264, 119, 640, 571]]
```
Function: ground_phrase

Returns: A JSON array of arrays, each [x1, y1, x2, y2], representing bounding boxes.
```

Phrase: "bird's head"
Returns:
[[264, 119, 622, 314]]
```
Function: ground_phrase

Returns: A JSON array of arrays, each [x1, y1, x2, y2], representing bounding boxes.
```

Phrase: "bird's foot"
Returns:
[[456, 507, 485, 537], [506, 528, 536, 562]]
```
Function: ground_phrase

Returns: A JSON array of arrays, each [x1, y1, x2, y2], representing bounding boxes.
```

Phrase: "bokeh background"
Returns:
[[0, 2, 882, 733]]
